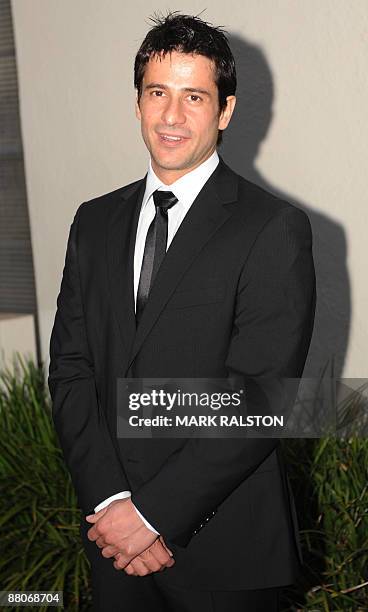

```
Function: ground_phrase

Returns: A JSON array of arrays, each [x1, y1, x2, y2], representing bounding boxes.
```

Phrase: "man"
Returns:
[[48, 11, 316, 612]]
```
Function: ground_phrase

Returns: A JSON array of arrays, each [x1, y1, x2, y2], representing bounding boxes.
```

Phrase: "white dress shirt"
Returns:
[[94, 149, 220, 534]]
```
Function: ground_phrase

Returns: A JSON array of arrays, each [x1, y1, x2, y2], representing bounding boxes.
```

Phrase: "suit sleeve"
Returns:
[[48, 203, 130, 514], [131, 206, 316, 547]]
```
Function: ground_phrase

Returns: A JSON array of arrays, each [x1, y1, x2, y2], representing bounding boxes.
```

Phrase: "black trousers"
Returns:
[[90, 566, 280, 612], [154, 582, 280, 612], [81, 522, 281, 612]]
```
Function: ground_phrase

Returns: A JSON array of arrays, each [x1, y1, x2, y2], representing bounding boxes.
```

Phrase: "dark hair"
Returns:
[[134, 10, 237, 146]]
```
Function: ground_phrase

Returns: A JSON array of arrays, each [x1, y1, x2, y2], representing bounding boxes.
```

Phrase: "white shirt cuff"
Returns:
[[94, 490, 132, 512]]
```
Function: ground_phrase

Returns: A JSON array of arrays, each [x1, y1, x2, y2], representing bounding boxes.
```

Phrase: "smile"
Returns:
[[158, 134, 189, 146]]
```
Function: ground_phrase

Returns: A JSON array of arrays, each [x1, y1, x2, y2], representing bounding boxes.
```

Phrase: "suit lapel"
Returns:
[[106, 176, 146, 373], [125, 155, 239, 374]]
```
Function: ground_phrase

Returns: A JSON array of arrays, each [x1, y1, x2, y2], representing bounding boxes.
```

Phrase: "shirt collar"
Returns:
[[141, 149, 219, 213]]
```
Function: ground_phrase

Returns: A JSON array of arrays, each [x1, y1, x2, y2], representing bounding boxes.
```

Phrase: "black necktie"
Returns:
[[136, 190, 178, 324]]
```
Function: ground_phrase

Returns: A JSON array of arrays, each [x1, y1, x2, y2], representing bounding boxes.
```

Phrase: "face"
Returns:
[[135, 50, 236, 184]]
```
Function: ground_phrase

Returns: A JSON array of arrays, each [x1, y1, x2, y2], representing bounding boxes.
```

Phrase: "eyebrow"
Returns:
[[144, 83, 211, 97]]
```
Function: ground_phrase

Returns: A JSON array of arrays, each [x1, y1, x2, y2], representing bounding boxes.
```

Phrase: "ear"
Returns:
[[218, 96, 236, 131], [135, 92, 141, 120]]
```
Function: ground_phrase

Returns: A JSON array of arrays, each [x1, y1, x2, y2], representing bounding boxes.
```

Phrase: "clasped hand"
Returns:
[[86, 499, 175, 576]]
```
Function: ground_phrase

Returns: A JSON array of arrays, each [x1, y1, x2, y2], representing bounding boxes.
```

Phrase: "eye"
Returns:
[[189, 94, 202, 102], [151, 90, 165, 97]]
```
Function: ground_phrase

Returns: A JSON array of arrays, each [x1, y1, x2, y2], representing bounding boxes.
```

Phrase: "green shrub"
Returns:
[[283, 437, 368, 611], [0, 353, 91, 611], [1, 355, 367, 610]]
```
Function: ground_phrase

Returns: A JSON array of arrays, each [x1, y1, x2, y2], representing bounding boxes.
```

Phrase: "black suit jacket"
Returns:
[[48, 155, 316, 590]]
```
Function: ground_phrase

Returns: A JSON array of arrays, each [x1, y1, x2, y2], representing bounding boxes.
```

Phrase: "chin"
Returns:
[[152, 153, 189, 171]]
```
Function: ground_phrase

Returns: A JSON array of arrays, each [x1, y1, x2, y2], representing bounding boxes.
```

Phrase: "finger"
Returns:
[[161, 557, 175, 569], [86, 526, 98, 541], [85, 514, 99, 523], [114, 558, 124, 571], [139, 543, 175, 572], [112, 552, 131, 570], [152, 539, 175, 564], [110, 531, 159, 568], [87, 524, 106, 543], [157, 558, 175, 572], [129, 556, 151, 576], [145, 541, 174, 567], [86, 507, 108, 522], [123, 563, 137, 576], [101, 544, 120, 558], [95, 536, 108, 549], [159, 536, 174, 557], [138, 549, 162, 572]]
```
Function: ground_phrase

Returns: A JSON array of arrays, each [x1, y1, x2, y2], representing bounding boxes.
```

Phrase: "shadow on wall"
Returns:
[[221, 35, 350, 382]]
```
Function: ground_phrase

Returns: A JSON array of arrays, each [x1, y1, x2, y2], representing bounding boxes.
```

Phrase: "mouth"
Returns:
[[157, 133, 190, 147]]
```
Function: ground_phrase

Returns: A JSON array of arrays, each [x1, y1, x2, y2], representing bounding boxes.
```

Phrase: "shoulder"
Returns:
[[74, 177, 144, 222], [222, 162, 312, 238], [236, 178, 313, 258]]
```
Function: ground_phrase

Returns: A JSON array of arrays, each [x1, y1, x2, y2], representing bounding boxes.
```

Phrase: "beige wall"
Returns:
[[11, 0, 368, 378]]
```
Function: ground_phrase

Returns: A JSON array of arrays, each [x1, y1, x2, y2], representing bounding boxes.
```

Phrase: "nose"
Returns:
[[161, 95, 186, 126]]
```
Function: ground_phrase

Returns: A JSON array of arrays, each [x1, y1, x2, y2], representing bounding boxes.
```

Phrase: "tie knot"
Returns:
[[153, 190, 178, 213]]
